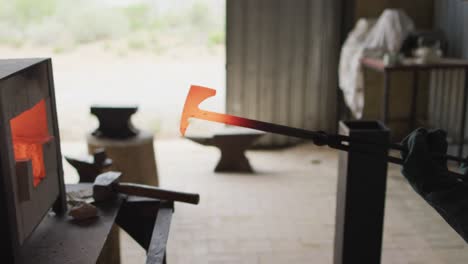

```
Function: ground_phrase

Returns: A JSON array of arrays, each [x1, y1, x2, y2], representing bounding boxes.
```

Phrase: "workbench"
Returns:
[[361, 57, 468, 158], [18, 184, 174, 264]]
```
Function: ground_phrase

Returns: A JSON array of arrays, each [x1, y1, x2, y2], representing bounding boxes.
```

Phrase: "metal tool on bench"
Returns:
[[180, 85, 465, 178], [93, 171, 200, 205], [65, 148, 113, 183]]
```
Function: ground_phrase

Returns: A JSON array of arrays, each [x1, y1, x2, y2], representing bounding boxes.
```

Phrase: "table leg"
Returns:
[[116, 197, 173, 251], [146, 208, 173, 264], [410, 71, 420, 129], [458, 70, 468, 159], [383, 72, 390, 124]]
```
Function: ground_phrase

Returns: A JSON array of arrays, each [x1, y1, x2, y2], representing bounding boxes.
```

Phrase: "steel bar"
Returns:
[[190, 109, 464, 165], [181, 85, 465, 178]]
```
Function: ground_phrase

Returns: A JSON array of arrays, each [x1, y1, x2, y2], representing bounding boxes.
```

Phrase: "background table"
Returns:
[[361, 57, 468, 158]]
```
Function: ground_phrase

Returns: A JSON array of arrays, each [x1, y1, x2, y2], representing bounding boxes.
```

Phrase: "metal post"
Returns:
[[458, 69, 468, 158], [383, 72, 390, 124], [410, 70, 420, 129], [334, 120, 389, 264]]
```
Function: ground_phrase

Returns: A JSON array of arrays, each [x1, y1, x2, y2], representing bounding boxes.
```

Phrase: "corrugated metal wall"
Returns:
[[226, 0, 341, 146], [428, 70, 466, 141], [434, 0, 468, 59], [429, 0, 468, 142]]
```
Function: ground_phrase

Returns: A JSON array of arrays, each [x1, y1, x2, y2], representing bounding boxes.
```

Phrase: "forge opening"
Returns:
[[10, 99, 52, 187]]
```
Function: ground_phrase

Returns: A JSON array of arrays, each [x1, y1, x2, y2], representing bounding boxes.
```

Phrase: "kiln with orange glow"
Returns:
[[0, 58, 66, 263]]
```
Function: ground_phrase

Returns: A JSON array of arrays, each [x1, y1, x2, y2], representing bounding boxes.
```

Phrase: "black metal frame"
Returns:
[[364, 62, 468, 158], [117, 196, 174, 264]]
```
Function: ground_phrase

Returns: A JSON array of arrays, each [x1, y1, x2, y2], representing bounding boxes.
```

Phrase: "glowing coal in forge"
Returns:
[[10, 99, 52, 186]]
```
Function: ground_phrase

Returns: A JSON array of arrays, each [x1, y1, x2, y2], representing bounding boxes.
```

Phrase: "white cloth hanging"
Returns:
[[338, 9, 415, 118]]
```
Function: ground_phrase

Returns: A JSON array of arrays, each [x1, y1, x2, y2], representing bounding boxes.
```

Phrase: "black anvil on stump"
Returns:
[[91, 106, 139, 139]]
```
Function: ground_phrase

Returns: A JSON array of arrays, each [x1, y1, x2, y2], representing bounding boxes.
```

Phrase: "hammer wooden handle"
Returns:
[[115, 183, 200, 204]]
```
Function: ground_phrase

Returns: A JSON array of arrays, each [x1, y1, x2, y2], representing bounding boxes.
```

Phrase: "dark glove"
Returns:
[[401, 128, 468, 242]]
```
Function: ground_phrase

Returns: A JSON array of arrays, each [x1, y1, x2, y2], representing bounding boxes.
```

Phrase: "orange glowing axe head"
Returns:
[[180, 85, 217, 136]]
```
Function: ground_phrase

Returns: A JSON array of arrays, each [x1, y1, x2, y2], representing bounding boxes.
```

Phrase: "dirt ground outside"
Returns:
[[0, 44, 225, 140], [0, 0, 226, 141]]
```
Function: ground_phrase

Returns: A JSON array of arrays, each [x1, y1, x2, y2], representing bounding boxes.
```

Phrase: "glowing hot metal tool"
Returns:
[[180, 85, 465, 177]]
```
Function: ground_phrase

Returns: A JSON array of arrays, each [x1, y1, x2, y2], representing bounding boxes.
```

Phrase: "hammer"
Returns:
[[180, 85, 465, 178], [93, 171, 199, 205]]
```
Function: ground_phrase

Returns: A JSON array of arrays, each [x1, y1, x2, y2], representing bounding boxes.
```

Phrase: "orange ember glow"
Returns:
[[10, 99, 52, 187], [180, 85, 217, 136], [180, 85, 259, 136]]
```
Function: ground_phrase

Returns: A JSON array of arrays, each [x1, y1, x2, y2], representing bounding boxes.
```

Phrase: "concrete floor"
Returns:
[[63, 139, 468, 263]]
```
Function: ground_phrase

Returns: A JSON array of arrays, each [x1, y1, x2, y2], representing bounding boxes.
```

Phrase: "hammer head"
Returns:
[[93, 171, 121, 202], [180, 85, 216, 136]]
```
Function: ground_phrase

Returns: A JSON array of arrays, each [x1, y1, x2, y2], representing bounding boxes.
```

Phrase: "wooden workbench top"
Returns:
[[18, 184, 122, 264]]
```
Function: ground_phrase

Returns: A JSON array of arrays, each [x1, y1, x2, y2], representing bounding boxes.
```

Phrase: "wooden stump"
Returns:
[[87, 131, 159, 186], [88, 131, 159, 264]]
